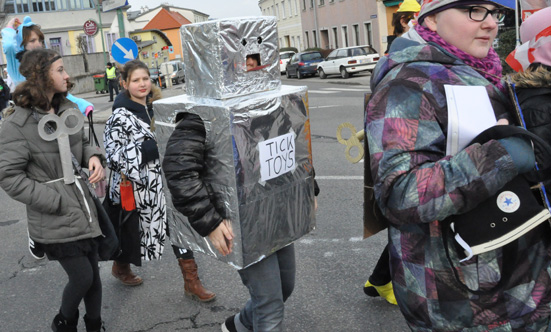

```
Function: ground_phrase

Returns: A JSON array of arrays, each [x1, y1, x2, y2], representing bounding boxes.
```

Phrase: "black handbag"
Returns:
[[102, 175, 142, 266], [93, 195, 121, 261]]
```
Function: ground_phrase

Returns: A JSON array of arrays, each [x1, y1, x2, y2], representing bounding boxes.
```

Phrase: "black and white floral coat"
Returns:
[[103, 91, 166, 261]]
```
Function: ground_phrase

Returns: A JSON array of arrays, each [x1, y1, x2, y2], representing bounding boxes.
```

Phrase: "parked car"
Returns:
[[279, 51, 296, 73], [160, 60, 185, 85], [285, 51, 324, 79], [149, 68, 167, 89], [317, 45, 380, 79]]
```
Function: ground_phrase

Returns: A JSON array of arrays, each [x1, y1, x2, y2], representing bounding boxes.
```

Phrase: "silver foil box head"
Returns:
[[182, 16, 281, 100]]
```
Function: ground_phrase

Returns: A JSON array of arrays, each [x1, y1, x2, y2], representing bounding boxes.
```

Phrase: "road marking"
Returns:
[[324, 87, 368, 92], [308, 90, 337, 94], [310, 105, 338, 109], [316, 176, 363, 180]]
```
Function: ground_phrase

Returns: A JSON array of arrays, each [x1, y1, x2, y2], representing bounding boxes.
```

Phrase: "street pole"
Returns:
[[117, 8, 125, 38], [95, 1, 108, 65]]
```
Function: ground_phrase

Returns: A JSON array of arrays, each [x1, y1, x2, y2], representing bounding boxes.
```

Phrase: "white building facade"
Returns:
[[259, 0, 305, 51]]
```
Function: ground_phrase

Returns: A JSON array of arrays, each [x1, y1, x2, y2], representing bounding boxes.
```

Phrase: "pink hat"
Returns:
[[506, 7, 551, 72]]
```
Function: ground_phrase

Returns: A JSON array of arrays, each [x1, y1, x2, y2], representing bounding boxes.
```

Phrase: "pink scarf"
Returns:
[[415, 24, 503, 90]]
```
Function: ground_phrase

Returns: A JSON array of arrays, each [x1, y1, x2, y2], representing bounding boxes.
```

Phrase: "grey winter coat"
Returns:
[[0, 100, 104, 244]]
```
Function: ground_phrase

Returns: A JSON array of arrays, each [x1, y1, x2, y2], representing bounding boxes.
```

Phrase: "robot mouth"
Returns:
[[246, 53, 268, 72]]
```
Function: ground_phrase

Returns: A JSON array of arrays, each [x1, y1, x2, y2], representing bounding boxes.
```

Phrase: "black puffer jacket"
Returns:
[[162, 113, 227, 237], [511, 64, 551, 167]]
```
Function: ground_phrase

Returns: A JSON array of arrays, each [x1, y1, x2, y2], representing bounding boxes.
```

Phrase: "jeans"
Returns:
[[235, 244, 296, 332]]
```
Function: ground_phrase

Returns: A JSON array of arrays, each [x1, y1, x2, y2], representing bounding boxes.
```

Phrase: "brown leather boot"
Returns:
[[178, 258, 216, 302], [111, 261, 143, 286]]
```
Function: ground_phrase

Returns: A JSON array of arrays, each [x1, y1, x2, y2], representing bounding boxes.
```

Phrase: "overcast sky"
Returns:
[[126, 0, 262, 19]]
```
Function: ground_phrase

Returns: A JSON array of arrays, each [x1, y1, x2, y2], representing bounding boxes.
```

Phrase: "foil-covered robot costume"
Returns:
[[155, 16, 316, 269]]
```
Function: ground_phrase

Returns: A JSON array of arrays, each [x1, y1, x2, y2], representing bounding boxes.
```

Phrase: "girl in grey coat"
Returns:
[[0, 49, 106, 332]]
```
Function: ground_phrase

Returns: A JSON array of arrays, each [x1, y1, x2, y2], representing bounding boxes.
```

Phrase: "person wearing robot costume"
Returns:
[[158, 17, 319, 331]]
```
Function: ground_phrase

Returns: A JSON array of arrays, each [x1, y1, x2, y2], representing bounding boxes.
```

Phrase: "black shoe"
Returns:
[[28, 230, 45, 260], [221, 315, 237, 332], [108, 99, 114, 102]]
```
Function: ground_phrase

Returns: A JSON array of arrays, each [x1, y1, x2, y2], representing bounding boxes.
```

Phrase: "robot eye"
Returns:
[[257, 37, 263, 44], [241, 39, 247, 46]]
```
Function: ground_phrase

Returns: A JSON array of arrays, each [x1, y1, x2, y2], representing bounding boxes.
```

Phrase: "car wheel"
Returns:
[[340, 67, 350, 79], [318, 68, 327, 79], [286, 69, 291, 79], [297, 70, 303, 79]]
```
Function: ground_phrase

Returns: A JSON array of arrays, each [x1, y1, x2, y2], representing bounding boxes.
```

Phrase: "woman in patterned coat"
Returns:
[[364, 0, 551, 330], [103, 60, 215, 301]]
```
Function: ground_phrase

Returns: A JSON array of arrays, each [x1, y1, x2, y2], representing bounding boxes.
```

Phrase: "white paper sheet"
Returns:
[[445, 85, 497, 156]]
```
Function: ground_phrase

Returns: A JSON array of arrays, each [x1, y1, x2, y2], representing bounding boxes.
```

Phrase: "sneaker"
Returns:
[[221, 315, 237, 332], [27, 230, 45, 260], [363, 280, 397, 305]]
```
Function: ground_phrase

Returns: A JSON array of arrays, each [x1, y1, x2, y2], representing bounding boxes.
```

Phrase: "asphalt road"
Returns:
[[0, 72, 410, 332]]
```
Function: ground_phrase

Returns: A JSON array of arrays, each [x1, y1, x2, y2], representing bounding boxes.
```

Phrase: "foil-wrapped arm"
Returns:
[[162, 112, 224, 237]]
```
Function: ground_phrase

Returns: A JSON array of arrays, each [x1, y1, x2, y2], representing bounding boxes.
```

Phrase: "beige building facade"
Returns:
[[299, 0, 384, 53], [259, 0, 305, 51]]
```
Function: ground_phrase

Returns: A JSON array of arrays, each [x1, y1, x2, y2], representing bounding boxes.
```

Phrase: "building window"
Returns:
[[341, 26, 348, 47], [281, 1, 286, 18], [272, 5, 276, 15], [364, 22, 373, 47], [353, 24, 360, 46], [106, 33, 117, 53], [332, 27, 338, 49], [275, 4, 280, 18], [305, 31, 309, 48], [288, 0, 293, 16], [310, 0, 314, 8], [302, 0, 306, 10], [312, 30, 318, 48], [49, 37, 62, 55], [297, 36, 301, 50], [79, 34, 95, 53], [292, 36, 295, 48], [319, 0, 325, 5], [296, 0, 299, 14]]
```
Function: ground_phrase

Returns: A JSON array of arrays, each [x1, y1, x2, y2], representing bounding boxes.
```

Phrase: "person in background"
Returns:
[[507, 7, 551, 162], [363, 0, 421, 306], [105, 62, 119, 102], [103, 59, 215, 302], [365, 0, 551, 329], [0, 48, 106, 332], [385, 0, 421, 54], [0, 74, 10, 114]]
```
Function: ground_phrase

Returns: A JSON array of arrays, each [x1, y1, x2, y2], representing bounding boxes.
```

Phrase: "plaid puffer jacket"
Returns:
[[365, 36, 551, 332]]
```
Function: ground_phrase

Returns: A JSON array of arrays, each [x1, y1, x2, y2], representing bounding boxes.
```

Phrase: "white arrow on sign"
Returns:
[[114, 41, 134, 60]]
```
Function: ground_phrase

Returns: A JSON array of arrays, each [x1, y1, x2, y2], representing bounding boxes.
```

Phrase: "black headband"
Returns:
[[42, 55, 62, 70]]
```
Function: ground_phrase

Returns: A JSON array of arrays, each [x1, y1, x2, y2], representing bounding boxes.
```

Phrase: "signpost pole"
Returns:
[[95, 1, 108, 66]]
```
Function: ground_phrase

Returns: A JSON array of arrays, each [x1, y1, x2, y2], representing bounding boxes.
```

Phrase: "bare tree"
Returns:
[[76, 35, 90, 73]]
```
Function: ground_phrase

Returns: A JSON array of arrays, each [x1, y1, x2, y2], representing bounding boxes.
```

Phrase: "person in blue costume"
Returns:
[[2, 16, 94, 116]]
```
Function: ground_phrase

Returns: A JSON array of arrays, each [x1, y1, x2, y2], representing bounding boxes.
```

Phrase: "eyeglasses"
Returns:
[[455, 6, 506, 23]]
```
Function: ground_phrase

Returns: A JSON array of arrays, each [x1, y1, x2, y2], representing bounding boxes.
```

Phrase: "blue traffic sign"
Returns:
[[111, 37, 138, 64]]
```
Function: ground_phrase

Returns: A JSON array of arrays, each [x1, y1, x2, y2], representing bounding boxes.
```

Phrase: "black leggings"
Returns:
[[57, 252, 102, 320], [369, 245, 391, 286]]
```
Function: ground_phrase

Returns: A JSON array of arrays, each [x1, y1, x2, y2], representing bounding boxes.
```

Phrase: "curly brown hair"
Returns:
[[13, 49, 73, 112]]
